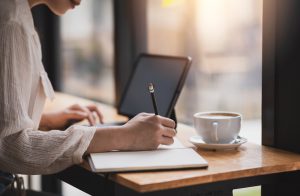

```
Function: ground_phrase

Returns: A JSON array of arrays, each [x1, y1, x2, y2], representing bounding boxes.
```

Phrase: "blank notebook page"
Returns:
[[89, 138, 208, 173]]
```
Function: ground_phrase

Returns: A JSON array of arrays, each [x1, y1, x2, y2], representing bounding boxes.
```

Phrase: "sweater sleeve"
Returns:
[[0, 22, 96, 175]]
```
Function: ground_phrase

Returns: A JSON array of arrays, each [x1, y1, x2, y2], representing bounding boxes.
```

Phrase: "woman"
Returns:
[[0, 0, 176, 194]]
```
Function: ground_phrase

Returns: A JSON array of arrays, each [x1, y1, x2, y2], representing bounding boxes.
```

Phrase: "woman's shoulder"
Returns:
[[0, 0, 17, 23], [0, 0, 34, 34], [0, 0, 32, 24]]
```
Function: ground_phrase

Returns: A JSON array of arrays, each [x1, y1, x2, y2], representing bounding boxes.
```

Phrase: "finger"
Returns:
[[92, 112, 98, 123], [73, 105, 96, 126], [162, 127, 176, 138], [86, 111, 96, 126], [69, 103, 81, 110], [67, 111, 88, 120], [88, 109, 101, 124], [160, 136, 174, 145], [158, 116, 176, 128], [87, 105, 104, 124]]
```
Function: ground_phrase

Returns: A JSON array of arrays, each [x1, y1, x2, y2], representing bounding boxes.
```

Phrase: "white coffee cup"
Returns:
[[193, 112, 241, 144]]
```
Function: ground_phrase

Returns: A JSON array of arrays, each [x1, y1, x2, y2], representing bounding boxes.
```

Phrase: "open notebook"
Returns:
[[88, 138, 208, 173]]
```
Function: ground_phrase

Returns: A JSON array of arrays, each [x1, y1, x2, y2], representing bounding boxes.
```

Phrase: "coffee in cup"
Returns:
[[193, 112, 241, 144]]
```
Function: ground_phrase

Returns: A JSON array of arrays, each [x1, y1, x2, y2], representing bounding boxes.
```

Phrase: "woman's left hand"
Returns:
[[40, 104, 104, 131]]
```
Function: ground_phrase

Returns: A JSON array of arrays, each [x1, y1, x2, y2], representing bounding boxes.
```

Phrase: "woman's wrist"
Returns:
[[105, 125, 128, 151], [86, 125, 128, 153], [116, 125, 133, 150], [39, 113, 51, 131]]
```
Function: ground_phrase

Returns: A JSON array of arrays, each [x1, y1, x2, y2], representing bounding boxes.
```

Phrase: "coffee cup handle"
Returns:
[[212, 122, 219, 142]]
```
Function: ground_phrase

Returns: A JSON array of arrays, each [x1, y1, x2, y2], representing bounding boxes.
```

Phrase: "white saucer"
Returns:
[[189, 136, 247, 151]]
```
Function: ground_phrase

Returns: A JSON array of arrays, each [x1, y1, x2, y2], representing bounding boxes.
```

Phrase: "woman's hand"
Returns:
[[121, 113, 176, 150], [40, 104, 104, 131], [87, 113, 176, 153]]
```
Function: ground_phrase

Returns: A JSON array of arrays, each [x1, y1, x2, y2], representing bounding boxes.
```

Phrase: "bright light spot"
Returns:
[[161, 0, 179, 7]]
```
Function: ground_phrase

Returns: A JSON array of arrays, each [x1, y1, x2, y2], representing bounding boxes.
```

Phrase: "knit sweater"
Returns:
[[0, 0, 96, 174]]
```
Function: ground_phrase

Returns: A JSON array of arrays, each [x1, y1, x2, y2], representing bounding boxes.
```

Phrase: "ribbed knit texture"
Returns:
[[0, 0, 96, 175]]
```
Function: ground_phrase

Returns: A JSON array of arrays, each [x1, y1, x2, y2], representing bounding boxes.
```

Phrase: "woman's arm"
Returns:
[[0, 22, 96, 175]]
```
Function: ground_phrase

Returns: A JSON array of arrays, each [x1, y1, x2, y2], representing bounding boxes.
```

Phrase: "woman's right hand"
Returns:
[[87, 113, 176, 153], [120, 113, 176, 151]]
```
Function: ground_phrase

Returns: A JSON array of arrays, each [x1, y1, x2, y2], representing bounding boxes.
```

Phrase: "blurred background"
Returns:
[[61, 0, 262, 125]]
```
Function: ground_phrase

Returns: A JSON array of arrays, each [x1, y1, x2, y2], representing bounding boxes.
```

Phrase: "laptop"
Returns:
[[101, 53, 192, 126]]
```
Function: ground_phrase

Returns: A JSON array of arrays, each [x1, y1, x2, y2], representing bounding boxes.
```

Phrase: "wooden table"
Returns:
[[45, 93, 300, 196]]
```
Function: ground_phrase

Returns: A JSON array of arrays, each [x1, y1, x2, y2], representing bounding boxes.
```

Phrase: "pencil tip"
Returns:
[[148, 83, 154, 92]]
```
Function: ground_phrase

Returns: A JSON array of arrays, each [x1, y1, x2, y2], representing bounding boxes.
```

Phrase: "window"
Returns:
[[61, 0, 114, 104], [147, 0, 262, 126]]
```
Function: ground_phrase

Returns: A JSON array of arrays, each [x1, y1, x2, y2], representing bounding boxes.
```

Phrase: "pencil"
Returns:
[[148, 83, 159, 115]]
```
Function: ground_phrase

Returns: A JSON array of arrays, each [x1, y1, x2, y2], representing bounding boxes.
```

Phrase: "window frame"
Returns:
[[113, 0, 148, 106]]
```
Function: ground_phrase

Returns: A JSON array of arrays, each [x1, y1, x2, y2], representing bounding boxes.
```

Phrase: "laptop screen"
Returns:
[[118, 54, 191, 118]]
